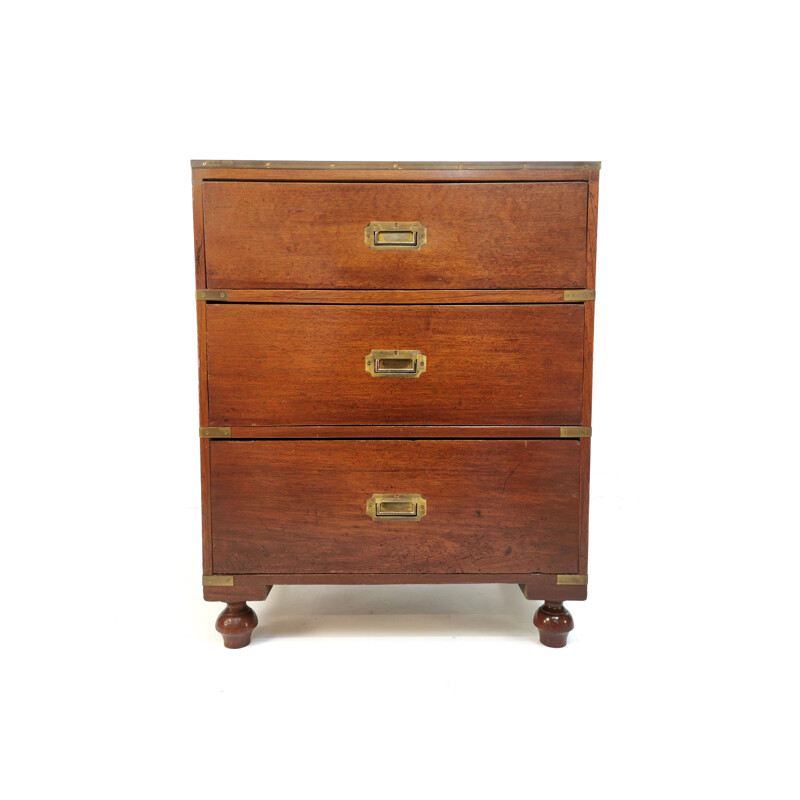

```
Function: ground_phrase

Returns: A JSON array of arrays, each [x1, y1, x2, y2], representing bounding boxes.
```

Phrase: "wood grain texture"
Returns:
[[196, 303, 212, 572], [579, 439, 591, 574], [192, 172, 213, 573], [519, 582, 587, 601], [210, 573, 586, 591], [206, 304, 584, 426], [200, 439, 212, 573], [203, 575, 585, 598], [192, 172, 206, 289], [578, 180, 599, 573], [586, 180, 599, 290], [210, 440, 581, 575], [203, 583, 272, 602], [224, 426, 568, 439], [191, 162, 599, 618], [211, 289, 571, 304], [203, 181, 589, 289]]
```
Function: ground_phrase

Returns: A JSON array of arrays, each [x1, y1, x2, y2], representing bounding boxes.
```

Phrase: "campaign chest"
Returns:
[[191, 160, 600, 648]]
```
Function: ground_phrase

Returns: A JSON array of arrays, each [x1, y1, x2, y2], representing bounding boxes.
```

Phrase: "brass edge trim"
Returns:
[[557, 574, 588, 585], [199, 426, 232, 438], [203, 575, 234, 587], [191, 160, 601, 171], [560, 426, 592, 438], [563, 289, 596, 302], [196, 290, 228, 301]]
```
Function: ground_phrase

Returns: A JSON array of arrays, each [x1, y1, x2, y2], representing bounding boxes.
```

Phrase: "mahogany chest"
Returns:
[[192, 160, 600, 648]]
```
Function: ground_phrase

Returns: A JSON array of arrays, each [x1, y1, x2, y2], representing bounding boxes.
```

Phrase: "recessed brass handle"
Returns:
[[366, 493, 427, 521], [365, 349, 427, 378], [364, 221, 427, 250]]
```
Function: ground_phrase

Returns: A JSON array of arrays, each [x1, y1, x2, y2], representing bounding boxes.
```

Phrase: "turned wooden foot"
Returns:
[[533, 600, 574, 648], [215, 602, 258, 648]]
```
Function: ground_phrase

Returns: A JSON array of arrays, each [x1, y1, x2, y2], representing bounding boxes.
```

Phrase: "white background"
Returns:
[[3, 2, 798, 797]]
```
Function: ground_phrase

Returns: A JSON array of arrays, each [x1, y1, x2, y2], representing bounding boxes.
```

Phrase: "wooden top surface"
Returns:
[[192, 160, 601, 170]]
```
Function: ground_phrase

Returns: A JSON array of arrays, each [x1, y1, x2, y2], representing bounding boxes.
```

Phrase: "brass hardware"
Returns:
[[366, 493, 427, 521], [365, 221, 427, 250], [200, 426, 232, 438], [192, 160, 602, 171], [365, 349, 427, 378], [560, 426, 592, 438], [563, 289, 596, 302], [196, 290, 228, 301], [557, 574, 588, 585], [197, 289, 594, 303], [202, 575, 234, 586]]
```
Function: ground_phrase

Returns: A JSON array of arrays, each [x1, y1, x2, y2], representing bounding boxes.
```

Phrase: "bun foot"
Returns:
[[533, 600, 574, 648], [215, 602, 258, 648]]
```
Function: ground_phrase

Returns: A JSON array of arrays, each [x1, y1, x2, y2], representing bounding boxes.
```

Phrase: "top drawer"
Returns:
[[203, 181, 588, 290]]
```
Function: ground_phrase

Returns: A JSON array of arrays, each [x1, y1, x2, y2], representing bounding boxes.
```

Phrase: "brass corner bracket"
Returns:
[[557, 574, 588, 585], [202, 575, 234, 587], [559, 426, 592, 438], [563, 290, 596, 302], [196, 290, 228, 301], [200, 427, 232, 438]]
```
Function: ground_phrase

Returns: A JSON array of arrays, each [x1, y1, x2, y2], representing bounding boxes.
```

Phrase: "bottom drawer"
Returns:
[[210, 440, 581, 574]]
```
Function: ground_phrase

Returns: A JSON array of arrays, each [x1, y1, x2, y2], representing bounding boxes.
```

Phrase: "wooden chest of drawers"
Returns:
[[192, 160, 600, 648]]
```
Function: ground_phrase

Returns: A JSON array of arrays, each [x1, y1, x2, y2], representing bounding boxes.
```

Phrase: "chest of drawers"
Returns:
[[192, 160, 600, 648]]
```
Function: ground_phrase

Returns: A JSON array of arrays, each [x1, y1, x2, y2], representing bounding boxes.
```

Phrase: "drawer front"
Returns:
[[203, 181, 588, 289], [206, 303, 584, 426], [210, 440, 580, 574]]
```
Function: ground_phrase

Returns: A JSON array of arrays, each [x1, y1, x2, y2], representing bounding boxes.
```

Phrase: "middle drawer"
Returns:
[[206, 303, 584, 426]]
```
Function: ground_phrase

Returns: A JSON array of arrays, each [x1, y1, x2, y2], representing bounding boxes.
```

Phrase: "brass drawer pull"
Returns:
[[365, 349, 427, 378], [367, 493, 427, 521], [364, 221, 427, 250]]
